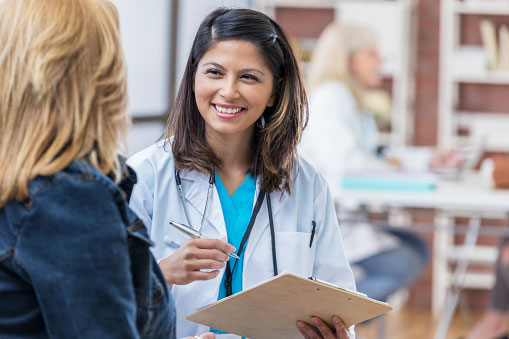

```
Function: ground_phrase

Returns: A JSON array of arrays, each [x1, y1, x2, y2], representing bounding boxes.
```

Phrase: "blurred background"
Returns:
[[114, 0, 509, 338]]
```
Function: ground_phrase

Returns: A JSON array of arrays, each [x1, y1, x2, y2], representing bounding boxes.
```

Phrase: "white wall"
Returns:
[[109, 0, 172, 156], [110, 0, 172, 117], [125, 121, 165, 157]]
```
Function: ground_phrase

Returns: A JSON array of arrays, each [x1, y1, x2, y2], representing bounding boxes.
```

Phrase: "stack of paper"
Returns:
[[341, 170, 437, 191]]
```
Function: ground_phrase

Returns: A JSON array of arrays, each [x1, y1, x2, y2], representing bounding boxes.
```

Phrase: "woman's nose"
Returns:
[[219, 78, 240, 99]]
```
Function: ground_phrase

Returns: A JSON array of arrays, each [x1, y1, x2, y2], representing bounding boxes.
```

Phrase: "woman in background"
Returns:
[[300, 22, 428, 303], [0, 0, 184, 337], [129, 8, 355, 339]]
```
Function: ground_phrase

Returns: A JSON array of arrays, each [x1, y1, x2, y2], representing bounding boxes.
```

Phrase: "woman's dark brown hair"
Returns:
[[165, 8, 308, 194]]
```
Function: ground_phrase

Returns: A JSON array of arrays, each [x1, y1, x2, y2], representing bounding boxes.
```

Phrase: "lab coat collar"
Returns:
[[178, 168, 227, 238]]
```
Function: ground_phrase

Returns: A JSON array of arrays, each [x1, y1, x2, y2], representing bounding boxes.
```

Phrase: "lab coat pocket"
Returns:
[[276, 231, 316, 278]]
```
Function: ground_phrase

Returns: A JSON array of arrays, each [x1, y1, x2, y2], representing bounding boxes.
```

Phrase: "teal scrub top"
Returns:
[[211, 172, 256, 335]]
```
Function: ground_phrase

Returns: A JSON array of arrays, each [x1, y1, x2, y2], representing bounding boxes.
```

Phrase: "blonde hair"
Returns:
[[307, 22, 376, 106], [0, 0, 130, 207]]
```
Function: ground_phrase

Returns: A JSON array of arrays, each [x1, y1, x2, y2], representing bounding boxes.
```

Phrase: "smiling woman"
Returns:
[[166, 9, 306, 196], [194, 39, 275, 158], [127, 8, 356, 339]]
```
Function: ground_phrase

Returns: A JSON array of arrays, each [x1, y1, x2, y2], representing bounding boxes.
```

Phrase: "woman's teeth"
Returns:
[[215, 104, 242, 114]]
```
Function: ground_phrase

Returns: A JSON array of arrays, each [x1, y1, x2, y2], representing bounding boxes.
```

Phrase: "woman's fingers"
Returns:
[[193, 238, 236, 253], [332, 316, 349, 339], [297, 321, 321, 339], [159, 238, 232, 285], [183, 258, 226, 271], [183, 333, 216, 339], [297, 317, 350, 339], [311, 317, 335, 339], [182, 239, 232, 262], [192, 248, 230, 262], [188, 269, 221, 281]]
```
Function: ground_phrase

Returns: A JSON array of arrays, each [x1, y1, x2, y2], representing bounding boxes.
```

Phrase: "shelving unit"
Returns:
[[254, 0, 417, 149], [436, 0, 509, 328], [453, 72, 509, 84], [438, 0, 509, 150], [453, 0, 509, 16]]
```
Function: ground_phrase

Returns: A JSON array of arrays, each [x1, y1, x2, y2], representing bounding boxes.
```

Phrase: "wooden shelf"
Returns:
[[456, 111, 509, 120], [453, 1, 509, 16], [455, 112, 509, 151], [451, 271, 496, 289], [445, 245, 498, 264], [453, 71, 509, 84]]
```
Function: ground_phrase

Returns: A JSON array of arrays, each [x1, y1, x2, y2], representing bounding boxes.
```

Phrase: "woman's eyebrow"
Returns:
[[202, 62, 224, 69], [201, 62, 266, 76], [241, 68, 265, 76]]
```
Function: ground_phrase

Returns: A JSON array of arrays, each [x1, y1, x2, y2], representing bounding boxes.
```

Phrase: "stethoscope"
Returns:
[[173, 169, 278, 297]]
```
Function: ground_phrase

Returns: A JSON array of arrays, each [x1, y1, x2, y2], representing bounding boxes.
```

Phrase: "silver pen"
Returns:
[[169, 221, 240, 259]]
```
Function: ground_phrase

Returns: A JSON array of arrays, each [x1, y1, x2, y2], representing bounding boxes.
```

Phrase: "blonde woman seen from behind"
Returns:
[[0, 0, 190, 337]]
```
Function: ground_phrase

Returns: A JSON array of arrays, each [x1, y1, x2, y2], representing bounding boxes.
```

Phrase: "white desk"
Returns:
[[337, 173, 509, 212], [334, 172, 509, 316]]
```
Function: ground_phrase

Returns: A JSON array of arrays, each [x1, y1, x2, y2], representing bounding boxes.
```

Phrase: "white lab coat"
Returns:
[[300, 81, 399, 263], [128, 140, 356, 339], [300, 81, 386, 197]]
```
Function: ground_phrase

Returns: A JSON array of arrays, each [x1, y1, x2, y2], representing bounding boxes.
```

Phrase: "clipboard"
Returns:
[[187, 273, 392, 339]]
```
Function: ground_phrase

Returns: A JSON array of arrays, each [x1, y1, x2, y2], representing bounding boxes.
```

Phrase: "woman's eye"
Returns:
[[241, 74, 260, 82], [205, 69, 222, 76]]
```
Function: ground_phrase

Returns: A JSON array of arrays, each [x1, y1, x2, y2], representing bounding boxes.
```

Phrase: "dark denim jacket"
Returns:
[[0, 160, 176, 338]]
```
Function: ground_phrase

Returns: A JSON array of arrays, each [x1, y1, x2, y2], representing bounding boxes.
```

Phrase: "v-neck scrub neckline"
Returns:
[[212, 173, 256, 336]]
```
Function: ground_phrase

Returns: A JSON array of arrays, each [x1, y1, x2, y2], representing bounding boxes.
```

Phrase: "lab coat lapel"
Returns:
[[243, 180, 288, 261], [179, 169, 226, 238]]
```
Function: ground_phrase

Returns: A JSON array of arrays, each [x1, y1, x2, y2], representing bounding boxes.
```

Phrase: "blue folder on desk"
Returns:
[[342, 171, 437, 191]]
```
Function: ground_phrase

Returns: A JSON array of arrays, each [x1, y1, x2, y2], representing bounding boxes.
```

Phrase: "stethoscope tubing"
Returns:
[[171, 169, 278, 294], [174, 169, 214, 234]]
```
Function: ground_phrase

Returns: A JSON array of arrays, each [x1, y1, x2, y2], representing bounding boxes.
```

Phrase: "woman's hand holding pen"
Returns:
[[297, 316, 350, 339], [183, 332, 216, 339], [159, 238, 235, 286]]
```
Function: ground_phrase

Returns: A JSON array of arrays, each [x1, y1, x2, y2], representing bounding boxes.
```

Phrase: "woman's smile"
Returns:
[[212, 103, 245, 119]]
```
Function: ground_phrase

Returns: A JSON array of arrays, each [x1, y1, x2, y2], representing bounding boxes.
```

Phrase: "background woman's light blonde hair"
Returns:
[[307, 22, 377, 106], [0, 0, 130, 207]]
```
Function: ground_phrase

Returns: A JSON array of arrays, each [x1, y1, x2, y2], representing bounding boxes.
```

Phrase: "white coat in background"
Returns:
[[300, 81, 386, 196], [128, 140, 356, 339], [299, 81, 399, 263]]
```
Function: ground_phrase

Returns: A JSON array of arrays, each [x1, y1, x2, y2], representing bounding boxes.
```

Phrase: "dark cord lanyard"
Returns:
[[224, 190, 278, 296]]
